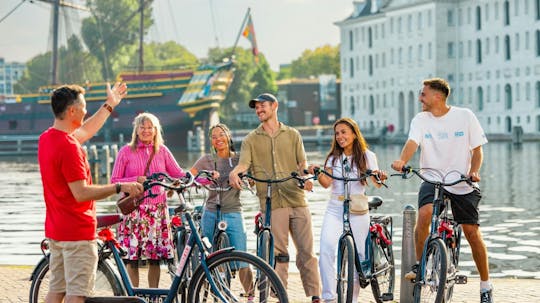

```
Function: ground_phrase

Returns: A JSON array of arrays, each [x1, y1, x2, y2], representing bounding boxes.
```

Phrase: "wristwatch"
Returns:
[[115, 183, 121, 194], [103, 103, 114, 113]]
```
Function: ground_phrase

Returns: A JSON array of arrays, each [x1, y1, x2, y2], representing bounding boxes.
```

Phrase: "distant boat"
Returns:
[[0, 1, 236, 146]]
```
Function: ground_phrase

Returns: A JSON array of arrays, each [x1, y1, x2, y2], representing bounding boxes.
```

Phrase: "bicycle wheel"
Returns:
[[258, 229, 272, 266], [169, 226, 191, 301], [29, 256, 124, 303], [445, 225, 462, 303], [187, 250, 288, 303], [414, 238, 448, 303], [214, 231, 231, 251], [337, 235, 355, 303], [370, 224, 395, 303]]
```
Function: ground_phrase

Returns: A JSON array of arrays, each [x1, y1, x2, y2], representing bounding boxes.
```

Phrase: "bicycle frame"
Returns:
[[99, 211, 231, 303]]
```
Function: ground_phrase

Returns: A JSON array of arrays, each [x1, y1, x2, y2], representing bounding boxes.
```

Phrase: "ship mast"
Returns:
[[36, 0, 89, 85]]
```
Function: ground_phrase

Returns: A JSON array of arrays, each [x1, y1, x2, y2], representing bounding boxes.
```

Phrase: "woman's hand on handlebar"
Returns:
[[468, 171, 481, 182], [370, 169, 388, 188]]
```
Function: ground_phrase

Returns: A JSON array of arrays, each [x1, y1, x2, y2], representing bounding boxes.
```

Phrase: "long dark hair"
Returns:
[[324, 117, 369, 185]]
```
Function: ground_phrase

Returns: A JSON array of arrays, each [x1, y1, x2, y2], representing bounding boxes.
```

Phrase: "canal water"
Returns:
[[1, 142, 539, 279]]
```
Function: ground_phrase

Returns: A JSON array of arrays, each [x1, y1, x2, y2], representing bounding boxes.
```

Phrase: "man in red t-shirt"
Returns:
[[38, 83, 143, 303]]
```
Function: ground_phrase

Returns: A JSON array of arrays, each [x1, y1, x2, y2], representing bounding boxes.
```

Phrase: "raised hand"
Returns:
[[106, 82, 128, 108]]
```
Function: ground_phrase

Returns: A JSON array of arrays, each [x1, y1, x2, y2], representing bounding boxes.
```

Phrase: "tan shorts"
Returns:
[[48, 239, 98, 297]]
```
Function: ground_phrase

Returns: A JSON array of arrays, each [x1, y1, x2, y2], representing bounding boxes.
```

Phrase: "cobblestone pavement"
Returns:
[[4, 264, 539, 303]]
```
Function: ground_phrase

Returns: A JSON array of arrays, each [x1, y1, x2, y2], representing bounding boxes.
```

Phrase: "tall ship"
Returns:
[[0, 0, 237, 146]]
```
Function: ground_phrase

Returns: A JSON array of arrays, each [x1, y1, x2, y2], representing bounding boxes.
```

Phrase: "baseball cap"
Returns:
[[249, 93, 278, 108]]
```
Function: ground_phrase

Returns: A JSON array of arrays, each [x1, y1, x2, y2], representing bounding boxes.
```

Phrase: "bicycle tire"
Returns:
[[29, 256, 124, 303], [370, 224, 395, 303], [337, 235, 355, 303], [445, 224, 462, 303], [414, 238, 448, 303], [169, 226, 192, 301], [186, 250, 288, 303], [214, 230, 231, 251], [258, 229, 272, 266]]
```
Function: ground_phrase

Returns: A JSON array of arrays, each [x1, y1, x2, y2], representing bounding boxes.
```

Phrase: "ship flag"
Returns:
[[242, 13, 259, 62]]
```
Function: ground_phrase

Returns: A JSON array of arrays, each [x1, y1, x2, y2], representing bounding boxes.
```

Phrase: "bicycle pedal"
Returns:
[[381, 293, 394, 301], [359, 278, 370, 288], [455, 275, 468, 284]]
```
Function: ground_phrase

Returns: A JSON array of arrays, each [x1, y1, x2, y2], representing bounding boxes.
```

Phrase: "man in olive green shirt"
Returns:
[[229, 93, 322, 302]]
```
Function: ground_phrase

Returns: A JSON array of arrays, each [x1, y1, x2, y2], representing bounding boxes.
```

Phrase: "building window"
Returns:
[[448, 9, 455, 26], [428, 42, 432, 60], [368, 27, 373, 48], [477, 87, 484, 111], [368, 56, 373, 76], [350, 96, 355, 115], [515, 33, 520, 51], [476, 39, 482, 63], [408, 14, 412, 32], [399, 47, 403, 64], [458, 8, 463, 25], [418, 44, 423, 61], [526, 31, 530, 50], [408, 46, 413, 63], [350, 58, 354, 78], [495, 2, 500, 19], [349, 30, 354, 51], [448, 42, 455, 58], [504, 0, 510, 25], [526, 82, 531, 100], [537, 0, 540, 20], [418, 12, 423, 29], [537, 30, 540, 56], [459, 42, 464, 58], [505, 84, 512, 109], [505, 35, 511, 60], [537, 81, 540, 107], [476, 6, 482, 30], [369, 96, 375, 115]]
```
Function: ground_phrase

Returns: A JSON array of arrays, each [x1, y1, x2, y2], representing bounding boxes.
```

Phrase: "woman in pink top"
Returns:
[[111, 112, 185, 288]]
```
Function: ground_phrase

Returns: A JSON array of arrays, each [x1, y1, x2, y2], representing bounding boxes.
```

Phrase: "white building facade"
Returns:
[[336, 0, 540, 136]]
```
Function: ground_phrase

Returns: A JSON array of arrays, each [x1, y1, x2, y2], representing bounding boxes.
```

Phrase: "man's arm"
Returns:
[[74, 82, 127, 144], [468, 145, 483, 182], [68, 179, 143, 202], [391, 139, 419, 171]]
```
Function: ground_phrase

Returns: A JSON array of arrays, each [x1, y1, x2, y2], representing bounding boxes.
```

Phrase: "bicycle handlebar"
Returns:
[[391, 166, 472, 187], [307, 167, 388, 188], [239, 171, 315, 189]]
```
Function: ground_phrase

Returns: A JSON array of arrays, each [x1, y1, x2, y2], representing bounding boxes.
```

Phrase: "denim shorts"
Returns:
[[201, 210, 248, 252]]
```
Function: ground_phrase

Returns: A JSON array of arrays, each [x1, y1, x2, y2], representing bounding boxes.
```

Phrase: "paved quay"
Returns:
[[3, 264, 539, 303]]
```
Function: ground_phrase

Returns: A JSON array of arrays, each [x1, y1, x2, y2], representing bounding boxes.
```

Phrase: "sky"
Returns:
[[0, 0, 353, 71]]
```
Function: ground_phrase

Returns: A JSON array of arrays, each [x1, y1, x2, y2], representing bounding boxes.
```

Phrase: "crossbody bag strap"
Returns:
[[144, 150, 156, 176]]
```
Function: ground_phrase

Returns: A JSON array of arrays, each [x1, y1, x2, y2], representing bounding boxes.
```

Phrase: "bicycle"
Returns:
[[311, 167, 395, 303], [30, 172, 289, 303], [392, 167, 470, 303]]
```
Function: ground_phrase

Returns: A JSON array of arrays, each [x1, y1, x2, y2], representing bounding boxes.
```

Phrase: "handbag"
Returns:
[[349, 194, 369, 215], [116, 150, 155, 215]]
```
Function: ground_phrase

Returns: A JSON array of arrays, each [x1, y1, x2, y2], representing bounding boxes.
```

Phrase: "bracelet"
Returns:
[[115, 183, 121, 194], [102, 103, 113, 113]]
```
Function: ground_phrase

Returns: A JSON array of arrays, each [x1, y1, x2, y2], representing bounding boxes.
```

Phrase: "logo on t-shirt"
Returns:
[[454, 131, 464, 137], [424, 133, 433, 139], [437, 132, 449, 140]]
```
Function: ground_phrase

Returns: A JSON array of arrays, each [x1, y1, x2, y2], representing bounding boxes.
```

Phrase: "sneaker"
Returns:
[[480, 288, 494, 303], [404, 263, 419, 281], [311, 298, 321, 303], [247, 295, 254, 303]]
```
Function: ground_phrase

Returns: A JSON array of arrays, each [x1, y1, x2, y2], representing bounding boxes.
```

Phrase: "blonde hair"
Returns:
[[128, 112, 163, 153]]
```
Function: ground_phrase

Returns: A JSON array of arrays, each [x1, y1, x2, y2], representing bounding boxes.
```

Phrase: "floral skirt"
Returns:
[[117, 199, 174, 261]]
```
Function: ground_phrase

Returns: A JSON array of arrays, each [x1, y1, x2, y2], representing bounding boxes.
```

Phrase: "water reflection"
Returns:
[[0, 142, 539, 279]]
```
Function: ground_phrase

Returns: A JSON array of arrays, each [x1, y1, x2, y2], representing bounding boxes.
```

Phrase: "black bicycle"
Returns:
[[392, 167, 470, 303], [311, 167, 395, 303]]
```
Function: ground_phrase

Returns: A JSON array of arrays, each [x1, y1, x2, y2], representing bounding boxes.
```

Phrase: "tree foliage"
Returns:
[[126, 41, 199, 71], [13, 36, 101, 93], [81, 0, 154, 80], [205, 47, 276, 127], [282, 44, 340, 79]]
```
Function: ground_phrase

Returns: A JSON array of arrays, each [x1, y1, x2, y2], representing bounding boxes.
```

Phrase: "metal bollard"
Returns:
[[101, 145, 111, 182], [400, 204, 417, 303]]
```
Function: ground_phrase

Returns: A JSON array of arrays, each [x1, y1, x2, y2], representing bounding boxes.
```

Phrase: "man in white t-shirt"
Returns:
[[391, 78, 493, 303]]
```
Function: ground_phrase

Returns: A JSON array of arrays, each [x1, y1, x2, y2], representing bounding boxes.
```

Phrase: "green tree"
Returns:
[[14, 36, 101, 93], [205, 47, 276, 127], [282, 44, 340, 79], [126, 41, 199, 70], [81, 0, 154, 80]]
